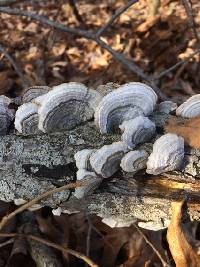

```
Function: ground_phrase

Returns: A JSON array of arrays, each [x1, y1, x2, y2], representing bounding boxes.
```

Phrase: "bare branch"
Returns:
[[96, 0, 139, 37], [154, 48, 200, 80], [0, 0, 24, 6], [0, 238, 14, 247], [96, 37, 149, 81], [69, 0, 84, 24], [182, 0, 200, 48], [0, 43, 31, 87], [0, 7, 96, 39]]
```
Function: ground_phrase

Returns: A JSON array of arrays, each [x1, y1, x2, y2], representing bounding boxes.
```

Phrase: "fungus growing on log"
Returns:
[[176, 94, 200, 118], [2, 80, 200, 230], [120, 150, 148, 173], [90, 141, 129, 178], [74, 169, 102, 199], [36, 82, 102, 133], [120, 116, 156, 149], [14, 102, 40, 134], [74, 149, 96, 171], [157, 101, 177, 114], [22, 85, 51, 103], [146, 133, 184, 175], [94, 82, 157, 134]]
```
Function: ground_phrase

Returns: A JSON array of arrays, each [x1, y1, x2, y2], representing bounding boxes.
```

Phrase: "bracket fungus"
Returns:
[[157, 101, 177, 114], [94, 82, 157, 134], [36, 82, 102, 133], [120, 116, 156, 149], [14, 102, 40, 134], [146, 133, 184, 175], [90, 141, 129, 178], [120, 150, 149, 173], [74, 149, 96, 171], [22, 85, 51, 103], [176, 94, 200, 118], [74, 169, 102, 199], [0, 95, 15, 135]]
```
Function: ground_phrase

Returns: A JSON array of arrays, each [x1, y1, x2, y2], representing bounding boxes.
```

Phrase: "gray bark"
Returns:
[[0, 112, 200, 229], [0, 122, 117, 205]]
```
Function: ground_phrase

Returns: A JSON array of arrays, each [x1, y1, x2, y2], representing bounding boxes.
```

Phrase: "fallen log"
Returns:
[[0, 112, 200, 229]]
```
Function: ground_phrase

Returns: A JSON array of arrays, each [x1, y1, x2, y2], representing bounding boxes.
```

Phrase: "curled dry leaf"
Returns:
[[165, 116, 200, 148], [167, 201, 200, 267]]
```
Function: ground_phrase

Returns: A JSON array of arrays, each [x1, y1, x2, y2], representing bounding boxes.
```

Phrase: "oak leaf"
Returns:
[[165, 116, 200, 148], [167, 200, 200, 267]]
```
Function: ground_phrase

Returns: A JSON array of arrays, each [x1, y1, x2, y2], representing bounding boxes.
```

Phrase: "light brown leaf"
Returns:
[[167, 200, 200, 267], [165, 116, 200, 148]]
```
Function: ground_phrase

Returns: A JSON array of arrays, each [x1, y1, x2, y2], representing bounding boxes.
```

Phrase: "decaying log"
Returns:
[[0, 122, 117, 205], [0, 112, 200, 229]]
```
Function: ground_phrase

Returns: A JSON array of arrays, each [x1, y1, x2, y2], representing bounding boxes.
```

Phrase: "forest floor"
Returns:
[[0, 0, 200, 266]]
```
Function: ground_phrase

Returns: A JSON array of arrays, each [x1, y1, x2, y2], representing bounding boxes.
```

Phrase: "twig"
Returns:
[[0, 181, 86, 231], [0, 0, 26, 6], [0, 7, 96, 39], [42, 0, 64, 84], [132, 223, 171, 267], [0, 233, 99, 267], [0, 237, 14, 247], [154, 48, 200, 80], [182, 0, 200, 48], [86, 216, 92, 262], [182, 0, 200, 77], [0, 43, 31, 87], [96, 0, 139, 37], [69, 0, 84, 24], [95, 37, 149, 81]]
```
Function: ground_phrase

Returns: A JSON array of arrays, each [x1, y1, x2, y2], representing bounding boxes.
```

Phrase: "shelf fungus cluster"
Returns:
[[2, 81, 200, 202], [71, 83, 193, 198], [15, 82, 102, 134]]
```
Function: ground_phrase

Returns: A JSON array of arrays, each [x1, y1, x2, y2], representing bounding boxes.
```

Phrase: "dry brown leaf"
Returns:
[[52, 44, 66, 57], [135, 15, 159, 33], [9, 30, 24, 43], [167, 200, 200, 267], [165, 116, 200, 148]]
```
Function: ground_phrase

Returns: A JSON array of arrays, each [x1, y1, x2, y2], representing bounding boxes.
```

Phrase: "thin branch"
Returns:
[[86, 217, 92, 260], [0, 181, 86, 231], [69, 0, 84, 24], [0, 43, 31, 87], [96, 37, 149, 81], [0, 0, 25, 6], [0, 7, 96, 39], [154, 48, 200, 80], [132, 223, 171, 267], [0, 233, 99, 267], [182, 0, 200, 48], [96, 0, 139, 37], [0, 237, 14, 247]]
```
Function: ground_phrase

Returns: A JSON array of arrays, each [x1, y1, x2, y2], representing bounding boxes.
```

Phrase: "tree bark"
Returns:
[[0, 112, 200, 229]]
